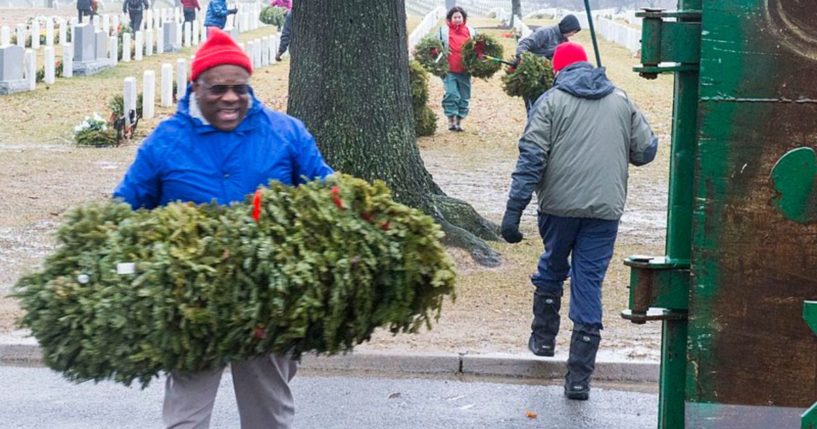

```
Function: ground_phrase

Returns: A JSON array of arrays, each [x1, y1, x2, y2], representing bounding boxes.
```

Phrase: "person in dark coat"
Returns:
[[77, 0, 93, 23], [515, 14, 581, 112], [123, 0, 150, 32], [275, 9, 292, 61], [502, 42, 658, 401]]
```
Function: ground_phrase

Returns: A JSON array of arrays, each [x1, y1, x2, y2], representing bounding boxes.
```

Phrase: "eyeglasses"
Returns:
[[200, 83, 251, 96]]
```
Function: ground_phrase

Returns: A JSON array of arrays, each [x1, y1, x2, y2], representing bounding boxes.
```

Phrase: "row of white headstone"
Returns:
[[0, 2, 265, 49], [119, 33, 283, 124]]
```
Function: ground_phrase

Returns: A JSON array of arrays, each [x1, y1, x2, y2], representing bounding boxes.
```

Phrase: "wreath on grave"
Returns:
[[501, 51, 555, 101], [12, 174, 456, 388], [462, 33, 504, 79], [413, 35, 448, 78]]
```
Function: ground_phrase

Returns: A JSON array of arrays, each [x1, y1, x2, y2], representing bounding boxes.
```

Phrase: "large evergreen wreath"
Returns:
[[259, 6, 287, 29], [13, 175, 456, 388], [501, 51, 555, 101], [413, 36, 448, 78], [462, 33, 504, 79]]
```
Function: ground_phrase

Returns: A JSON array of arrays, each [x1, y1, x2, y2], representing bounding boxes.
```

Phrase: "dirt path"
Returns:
[[0, 18, 672, 361]]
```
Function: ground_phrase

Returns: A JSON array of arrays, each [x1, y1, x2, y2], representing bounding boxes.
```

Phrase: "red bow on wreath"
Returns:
[[474, 41, 486, 59], [429, 47, 439, 58]]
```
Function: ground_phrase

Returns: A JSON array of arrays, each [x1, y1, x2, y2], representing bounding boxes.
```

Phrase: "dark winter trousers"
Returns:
[[129, 10, 144, 32], [183, 7, 197, 23], [531, 213, 619, 329]]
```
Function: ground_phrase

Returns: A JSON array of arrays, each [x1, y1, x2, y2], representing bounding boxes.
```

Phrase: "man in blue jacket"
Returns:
[[114, 28, 333, 428], [204, 0, 238, 32], [501, 42, 658, 401]]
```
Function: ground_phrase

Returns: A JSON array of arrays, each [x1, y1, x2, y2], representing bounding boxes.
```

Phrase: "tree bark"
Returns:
[[287, 0, 501, 267], [511, 0, 522, 27]]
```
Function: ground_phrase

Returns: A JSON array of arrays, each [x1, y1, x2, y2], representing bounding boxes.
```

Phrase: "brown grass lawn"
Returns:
[[0, 18, 673, 360]]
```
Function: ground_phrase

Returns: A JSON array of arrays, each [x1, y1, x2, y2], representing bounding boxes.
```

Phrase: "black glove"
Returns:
[[501, 208, 523, 243], [229, 7, 238, 14]]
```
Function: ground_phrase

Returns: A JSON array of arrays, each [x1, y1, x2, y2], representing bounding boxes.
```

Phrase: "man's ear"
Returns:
[[191, 80, 199, 95]]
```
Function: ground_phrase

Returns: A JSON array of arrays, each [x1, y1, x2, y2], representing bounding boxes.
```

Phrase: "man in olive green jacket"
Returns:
[[501, 42, 658, 401]]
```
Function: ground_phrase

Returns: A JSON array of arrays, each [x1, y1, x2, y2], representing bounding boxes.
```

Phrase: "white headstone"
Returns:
[[252, 40, 260, 69], [43, 46, 55, 84], [16, 25, 25, 47], [57, 18, 66, 45], [122, 32, 131, 62], [145, 10, 153, 30], [123, 76, 137, 126], [143, 70, 155, 119], [69, 20, 75, 46], [160, 62, 172, 106], [134, 31, 143, 61], [192, 22, 199, 47], [45, 18, 54, 46], [183, 22, 191, 47], [145, 29, 153, 56], [94, 31, 107, 60], [199, 21, 206, 44], [31, 20, 40, 49], [247, 40, 258, 68], [175, 22, 182, 48], [112, 15, 120, 33], [156, 27, 164, 54], [0, 45, 25, 81], [260, 37, 269, 67], [103, 14, 110, 35], [93, 17, 100, 32], [109, 35, 117, 64], [272, 35, 280, 62], [62, 43, 72, 78], [174, 7, 181, 23], [25, 49, 35, 90], [1, 26, 10, 46], [176, 58, 186, 99]]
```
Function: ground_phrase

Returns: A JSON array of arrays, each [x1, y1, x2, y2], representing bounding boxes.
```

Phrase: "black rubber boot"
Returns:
[[528, 291, 561, 357], [448, 116, 457, 131], [564, 323, 601, 400]]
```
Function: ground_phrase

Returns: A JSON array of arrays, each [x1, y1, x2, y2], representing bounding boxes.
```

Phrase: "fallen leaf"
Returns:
[[388, 392, 401, 399], [525, 410, 538, 419]]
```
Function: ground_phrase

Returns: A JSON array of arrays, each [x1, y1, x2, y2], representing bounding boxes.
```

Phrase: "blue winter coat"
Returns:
[[204, 0, 231, 29], [113, 86, 334, 209]]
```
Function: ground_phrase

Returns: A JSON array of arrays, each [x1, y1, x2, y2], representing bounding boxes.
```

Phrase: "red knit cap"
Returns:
[[552, 42, 588, 72], [190, 28, 253, 82]]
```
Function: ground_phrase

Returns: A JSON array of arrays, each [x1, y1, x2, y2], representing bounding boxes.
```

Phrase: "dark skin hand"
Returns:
[[191, 64, 251, 131]]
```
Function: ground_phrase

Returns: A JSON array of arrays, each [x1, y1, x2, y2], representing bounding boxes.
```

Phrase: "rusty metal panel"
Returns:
[[690, 0, 817, 410]]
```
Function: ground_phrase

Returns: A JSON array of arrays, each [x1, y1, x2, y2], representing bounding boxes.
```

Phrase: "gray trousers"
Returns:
[[163, 354, 297, 429]]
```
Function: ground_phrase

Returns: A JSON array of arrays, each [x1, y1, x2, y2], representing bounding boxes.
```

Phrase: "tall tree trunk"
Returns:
[[287, 0, 501, 267], [511, 0, 522, 27]]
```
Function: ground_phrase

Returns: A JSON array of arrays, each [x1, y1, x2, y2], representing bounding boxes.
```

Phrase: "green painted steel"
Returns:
[[659, 319, 687, 428], [689, 0, 817, 424], [771, 148, 817, 224], [583, 0, 602, 67], [628, 1, 701, 427]]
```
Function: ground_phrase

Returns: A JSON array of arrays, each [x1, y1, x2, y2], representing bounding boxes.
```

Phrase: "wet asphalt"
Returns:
[[0, 366, 657, 428]]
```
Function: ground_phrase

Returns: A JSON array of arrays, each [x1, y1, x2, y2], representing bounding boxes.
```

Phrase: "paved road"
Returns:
[[0, 366, 657, 428]]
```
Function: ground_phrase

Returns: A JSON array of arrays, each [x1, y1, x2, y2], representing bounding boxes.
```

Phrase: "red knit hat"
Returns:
[[190, 28, 253, 82], [552, 42, 588, 72]]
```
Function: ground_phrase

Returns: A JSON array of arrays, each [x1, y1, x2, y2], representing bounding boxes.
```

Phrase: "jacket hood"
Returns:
[[553, 62, 614, 100], [178, 83, 262, 133]]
